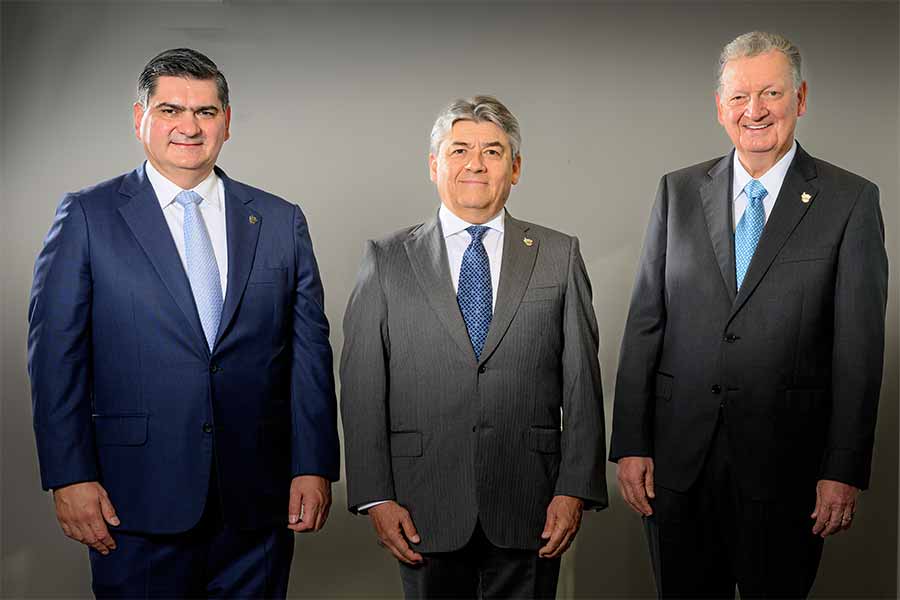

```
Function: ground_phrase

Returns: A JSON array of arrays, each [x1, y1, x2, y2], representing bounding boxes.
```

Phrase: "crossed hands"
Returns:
[[54, 474, 332, 553], [616, 457, 860, 538], [368, 495, 584, 565]]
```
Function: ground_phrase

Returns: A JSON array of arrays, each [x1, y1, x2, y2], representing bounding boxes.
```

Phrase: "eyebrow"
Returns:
[[155, 102, 220, 113], [449, 140, 505, 149]]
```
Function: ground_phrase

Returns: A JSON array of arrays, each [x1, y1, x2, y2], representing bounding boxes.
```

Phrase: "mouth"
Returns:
[[170, 142, 204, 148], [460, 180, 488, 185], [742, 123, 772, 131]]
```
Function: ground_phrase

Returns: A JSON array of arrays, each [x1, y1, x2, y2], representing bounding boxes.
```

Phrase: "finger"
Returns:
[[386, 532, 423, 565], [619, 486, 642, 516], [810, 491, 823, 520], [89, 517, 116, 552], [543, 519, 580, 559], [629, 482, 653, 516], [59, 521, 74, 539], [99, 494, 121, 528], [538, 519, 568, 557], [821, 507, 844, 537], [314, 503, 329, 531], [644, 467, 656, 500], [299, 501, 321, 532], [839, 510, 855, 531], [400, 514, 421, 545], [541, 511, 556, 540], [288, 489, 303, 525], [811, 501, 830, 535]]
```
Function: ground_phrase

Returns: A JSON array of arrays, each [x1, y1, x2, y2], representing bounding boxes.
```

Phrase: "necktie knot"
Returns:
[[466, 225, 489, 243], [175, 190, 203, 207], [744, 179, 768, 204]]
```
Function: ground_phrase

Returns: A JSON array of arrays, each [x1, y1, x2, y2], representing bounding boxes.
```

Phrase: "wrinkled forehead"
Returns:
[[442, 119, 511, 147], [720, 52, 794, 90]]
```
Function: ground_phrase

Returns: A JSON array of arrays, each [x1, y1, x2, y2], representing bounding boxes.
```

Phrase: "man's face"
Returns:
[[716, 50, 807, 172], [429, 120, 521, 224], [133, 76, 230, 185]]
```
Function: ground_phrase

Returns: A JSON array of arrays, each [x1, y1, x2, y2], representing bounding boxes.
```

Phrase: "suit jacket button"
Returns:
[[724, 333, 739, 343], [202, 422, 213, 434], [478, 365, 486, 374], [711, 384, 722, 395], [210, 364, 220, 373]]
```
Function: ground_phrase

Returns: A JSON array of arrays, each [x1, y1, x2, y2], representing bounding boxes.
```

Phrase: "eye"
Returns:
[[198, 110, 216, 118], [484, 149, 500, 156], [451, 148, 466, 155], [160, 107, 176, 115]]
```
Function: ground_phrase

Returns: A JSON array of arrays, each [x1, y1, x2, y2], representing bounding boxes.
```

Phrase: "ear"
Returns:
[[224, 105, 232, 141], [796, 81, 808, 117], [429, 152, 438, 183], [133, 102, 145, 141], [510, 154, 522, 185], [715, 92, 726, 127]]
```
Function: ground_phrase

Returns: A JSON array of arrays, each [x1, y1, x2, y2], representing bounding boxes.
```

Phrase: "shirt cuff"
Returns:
[[357, 500, 390, 513]]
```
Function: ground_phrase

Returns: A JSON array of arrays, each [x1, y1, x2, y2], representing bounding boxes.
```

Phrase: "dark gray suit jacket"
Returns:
[[609, 144, 888, 501], [341, 210, 607, 553]]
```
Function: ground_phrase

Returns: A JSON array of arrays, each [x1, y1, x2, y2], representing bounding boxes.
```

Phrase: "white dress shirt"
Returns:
[[145, 161, 229, 297], [357, 203, 506, 514], [732, 140, 797, 230]]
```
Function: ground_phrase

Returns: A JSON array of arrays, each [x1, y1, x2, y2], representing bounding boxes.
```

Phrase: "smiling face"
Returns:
[[716, 50, 807, 177], [133, 75, 230, 189], [429, 119, 521, 224]]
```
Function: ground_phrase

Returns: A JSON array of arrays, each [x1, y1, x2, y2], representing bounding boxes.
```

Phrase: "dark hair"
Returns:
[[137, 48, 229, 108]]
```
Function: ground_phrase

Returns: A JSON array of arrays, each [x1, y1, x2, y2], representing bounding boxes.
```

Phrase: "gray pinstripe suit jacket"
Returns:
[[340, 209, 608, 553]]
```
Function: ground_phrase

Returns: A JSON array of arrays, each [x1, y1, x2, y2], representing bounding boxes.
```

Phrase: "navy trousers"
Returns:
[[89, 467, 294, 599]]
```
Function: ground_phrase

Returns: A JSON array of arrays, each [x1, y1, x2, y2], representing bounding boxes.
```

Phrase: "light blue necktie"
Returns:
[[735, 179, 768, 291], [457, 225, 493, 360], [175, 190, 223, 351]]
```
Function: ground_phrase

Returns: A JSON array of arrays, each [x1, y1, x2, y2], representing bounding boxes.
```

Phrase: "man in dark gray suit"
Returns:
[[610, 32, 888, 598], [341, 95, 607, 599]]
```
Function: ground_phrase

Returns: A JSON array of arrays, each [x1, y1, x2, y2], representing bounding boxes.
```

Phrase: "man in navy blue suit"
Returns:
[[28, 48, 339, 598]]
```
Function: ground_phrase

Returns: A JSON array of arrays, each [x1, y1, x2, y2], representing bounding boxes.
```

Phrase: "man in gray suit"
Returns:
[[341, 96, 607, 599], [610, 32, 888, 598]]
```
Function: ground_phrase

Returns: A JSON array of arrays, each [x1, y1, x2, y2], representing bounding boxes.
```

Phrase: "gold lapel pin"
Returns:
[[801, 192, 811, 204], [249, 215, 259, 224], [523, 237, 533, 247]]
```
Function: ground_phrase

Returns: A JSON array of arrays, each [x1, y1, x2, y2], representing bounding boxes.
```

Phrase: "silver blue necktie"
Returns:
[[735, 179, 768, 291], [175, 190, 223, 351]]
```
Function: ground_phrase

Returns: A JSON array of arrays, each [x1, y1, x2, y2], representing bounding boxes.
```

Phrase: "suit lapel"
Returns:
[[117, 165, 208, 355], [729, 144, 819, 319], [478, 213, 537, 364], [700, 153, 737, 301], [214, 168, 262, 348], [404, 214, 477, 364]]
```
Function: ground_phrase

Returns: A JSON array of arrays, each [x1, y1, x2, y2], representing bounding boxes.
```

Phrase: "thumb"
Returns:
[[99, 493, 120, 527], [400, 513, 421, 544], [644, 467, 656, 499], [288, 488, 303, 524], [541, 510, 556, 540], [810, 491, 822, 519]]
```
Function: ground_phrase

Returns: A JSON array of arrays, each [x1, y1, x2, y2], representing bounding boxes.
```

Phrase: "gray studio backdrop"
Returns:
[[1, 1, 897, 598]]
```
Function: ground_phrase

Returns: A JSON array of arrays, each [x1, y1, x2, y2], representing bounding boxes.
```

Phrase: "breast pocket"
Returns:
[[774, 246, 834, 265], [521, 285, 560, 303]]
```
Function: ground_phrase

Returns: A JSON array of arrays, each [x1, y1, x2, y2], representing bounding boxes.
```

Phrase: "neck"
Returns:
[[442, 203, 505, 225], [736, 139, 794, 179], [148, 159, 214, 190]]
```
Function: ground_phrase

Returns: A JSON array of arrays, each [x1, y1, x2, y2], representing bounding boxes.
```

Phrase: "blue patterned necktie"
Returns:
[[457, 225, 493, 360], [175, 190, 223, 351], [735, 179, 768, 290]]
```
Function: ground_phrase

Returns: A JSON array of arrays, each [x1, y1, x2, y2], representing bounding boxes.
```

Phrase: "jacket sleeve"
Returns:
[[554, 236, 608, 509], [28, 193, 99, 490], [609, 175, 669, 462], [820, 182, 888, 489], [340, 240, 396, 512], [289, 204, 340, 481]]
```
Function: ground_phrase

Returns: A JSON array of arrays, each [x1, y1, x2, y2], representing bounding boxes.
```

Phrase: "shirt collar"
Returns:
[[145, 160, 221, 211], [732, 140, 797, 201], [439, 203, 506, 238]]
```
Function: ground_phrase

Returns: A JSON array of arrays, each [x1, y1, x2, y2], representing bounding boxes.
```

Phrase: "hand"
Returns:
[[811, 479, 859, 538], [368, 501, 423, 565], [287, 475, 331, 533], [539, 495, 584, 558], [53, 481, 120, 555], [617, 456, 655, 516]]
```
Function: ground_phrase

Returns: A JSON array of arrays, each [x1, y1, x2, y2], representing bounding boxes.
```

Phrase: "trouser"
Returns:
[[644, 412, 824, 599], [399, 521, 561, 599], [89, 463, 294, 599]]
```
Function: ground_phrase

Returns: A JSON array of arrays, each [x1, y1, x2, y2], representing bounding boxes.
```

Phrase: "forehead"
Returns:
[[720, 50, 793, 89], [446, 119, 510, 145], [149, 76, 221, 106]]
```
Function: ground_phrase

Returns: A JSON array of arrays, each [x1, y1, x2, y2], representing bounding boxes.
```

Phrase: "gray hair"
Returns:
[[717, 31, 802, 91], [429, 95, 521, 160], [137, 48, 229, 108]]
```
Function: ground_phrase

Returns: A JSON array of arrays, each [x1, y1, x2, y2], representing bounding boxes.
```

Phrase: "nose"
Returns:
[[745, 94, 768, 120], [176, 112, 201, 136], [465, 152, 485, 172]]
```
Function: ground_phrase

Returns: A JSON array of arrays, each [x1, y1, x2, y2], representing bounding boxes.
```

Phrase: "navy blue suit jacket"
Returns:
[[28, 164, 340, 534]]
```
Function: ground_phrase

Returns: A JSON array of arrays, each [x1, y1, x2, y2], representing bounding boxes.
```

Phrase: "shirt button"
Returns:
[[202, 422, 213, 434], [711, 384, 722, 395]]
